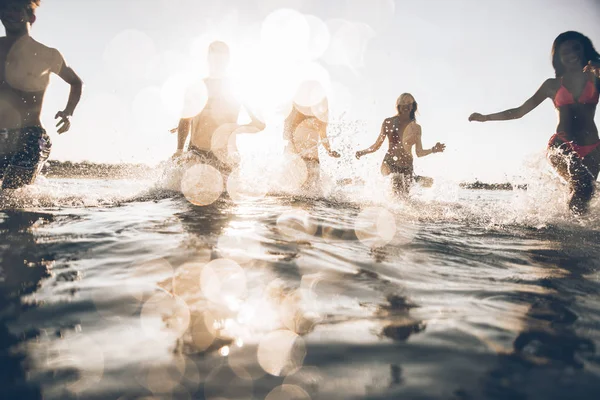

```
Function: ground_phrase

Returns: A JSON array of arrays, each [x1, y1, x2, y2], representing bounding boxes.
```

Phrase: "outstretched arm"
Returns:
[[356, 121, 387, 159], [413, 125, 445, 157], [469, 79, 551, 122], [55, 52, 83, 134]]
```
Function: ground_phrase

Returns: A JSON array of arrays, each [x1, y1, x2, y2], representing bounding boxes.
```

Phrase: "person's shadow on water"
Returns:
[[0, 210, 55, 400]]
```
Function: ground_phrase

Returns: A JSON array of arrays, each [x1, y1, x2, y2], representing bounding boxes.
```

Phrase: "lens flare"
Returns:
[[283, 366, 323, 397], [172, 261, 205, 299], [133, 86, 172, 135], [200, 259, 247, 306], [291, 118, 324, 160], [228, 342, 268, 380], [266, 384, 312, 400], [181, 80, 209, 118], [140, 292, 191, 340], [103, 29, 157, 80], [161, 73, 203, 119], [217, 233, 263, 265], [226, 168, 270, 203], [180, 164, 224, 206], [204, 365, 253, 400], [189, 310, 218, 352], [261, 9, 311, 61], [257, 329, 306, 376], [280, 289, 319, 334], [143, 358, 185, 394], [354, 207, 397, 248], [323, 20, 375, 70], [293, 80, 328, 110], [305, 14, 331, 60], [211, 123, 241, 167], [342, 0, 396, 32]]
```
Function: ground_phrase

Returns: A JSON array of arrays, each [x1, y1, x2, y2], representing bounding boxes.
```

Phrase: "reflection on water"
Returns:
[[0, 183, 599, 399], [0, 211, 54, 400]]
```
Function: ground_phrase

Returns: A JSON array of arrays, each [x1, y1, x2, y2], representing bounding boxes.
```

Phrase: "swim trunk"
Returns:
[[187, 145, 233, 174], [381, 154, 414, 177], [0, 126, 51, 189]]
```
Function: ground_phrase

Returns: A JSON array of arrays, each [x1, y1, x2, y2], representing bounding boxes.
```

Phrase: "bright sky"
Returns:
[[26, 0, 600, 182]]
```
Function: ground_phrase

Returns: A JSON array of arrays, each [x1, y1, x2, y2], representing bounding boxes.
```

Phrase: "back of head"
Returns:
[[208, 41, 229, 56], [551, 31, 600, 77], [0, 0, 40, 17], [207, 41, 230, 77]]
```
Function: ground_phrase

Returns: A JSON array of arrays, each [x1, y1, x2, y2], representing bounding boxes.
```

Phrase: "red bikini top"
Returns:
[[553, 76, 599, 108]]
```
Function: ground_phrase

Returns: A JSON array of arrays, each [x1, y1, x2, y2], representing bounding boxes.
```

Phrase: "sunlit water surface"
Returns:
[[1, 174, 600, 400]]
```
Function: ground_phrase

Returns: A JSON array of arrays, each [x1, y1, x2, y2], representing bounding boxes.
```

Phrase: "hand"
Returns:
[[468, 112, 487, 122], [328, 150, 341, 158], [432, 142, 446, 153], [355, 151, 364, 160], [55, 111, 71, 134], [583, 60, 600, 78]]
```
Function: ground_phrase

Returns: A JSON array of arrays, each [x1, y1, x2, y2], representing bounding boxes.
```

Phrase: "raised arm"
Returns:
[[469, 79, 551, 122], [355, 120, 387, 159], [413, 125, 445, 157], [54, 51, 83, 134]]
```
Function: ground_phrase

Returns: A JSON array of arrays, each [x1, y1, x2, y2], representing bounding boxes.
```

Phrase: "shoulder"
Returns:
[[410, 122, 422, 134], [542, 77, 559, 92], [31, 39, 65, 71], [29, 38, 60, 56]]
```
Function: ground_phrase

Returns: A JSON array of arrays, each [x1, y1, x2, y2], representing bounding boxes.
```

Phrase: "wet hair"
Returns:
[[208, 41, 230, 55], [0, 0, 40, 17], [551, 31, 600, 77], [396, 93, 418, 121]]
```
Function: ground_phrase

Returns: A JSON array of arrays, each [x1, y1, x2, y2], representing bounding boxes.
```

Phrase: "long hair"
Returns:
[[396, 93, 418, 121], [551, 31, 600, 77]]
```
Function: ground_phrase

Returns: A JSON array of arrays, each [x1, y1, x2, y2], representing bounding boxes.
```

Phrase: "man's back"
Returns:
[[189, 77, 240, 150], [0, 36, 63, 129], [284, 101, 328, 161]]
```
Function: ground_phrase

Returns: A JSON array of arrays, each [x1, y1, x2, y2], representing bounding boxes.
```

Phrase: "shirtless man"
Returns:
[[0, 0, 82, 189], [283, 81, 340, 189], [173, 41, 265, 174]]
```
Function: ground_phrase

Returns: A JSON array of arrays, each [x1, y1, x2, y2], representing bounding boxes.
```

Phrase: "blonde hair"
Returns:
[[395, 93, 418, 121]]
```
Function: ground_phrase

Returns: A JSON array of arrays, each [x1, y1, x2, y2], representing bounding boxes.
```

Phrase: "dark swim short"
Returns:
[[381, 154, 414, 177], [187, 145, 233, 174], [0, 126, 51, 189]]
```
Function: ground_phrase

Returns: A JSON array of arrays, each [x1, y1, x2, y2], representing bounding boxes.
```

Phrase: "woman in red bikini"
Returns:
[[469, 31, 600, 214]]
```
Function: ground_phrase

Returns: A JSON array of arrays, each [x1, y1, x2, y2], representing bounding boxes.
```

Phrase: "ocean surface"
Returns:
[[1, 168, 600, 400]]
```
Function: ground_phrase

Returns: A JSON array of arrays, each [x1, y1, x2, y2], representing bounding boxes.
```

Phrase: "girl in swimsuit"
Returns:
[[469, 31, 600, 214], [356, 93, 445, 195]]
